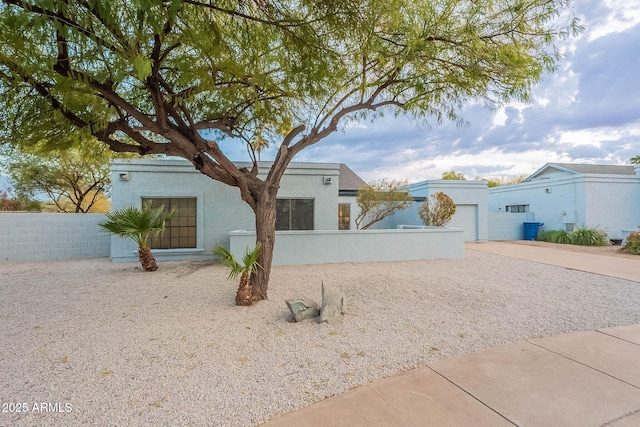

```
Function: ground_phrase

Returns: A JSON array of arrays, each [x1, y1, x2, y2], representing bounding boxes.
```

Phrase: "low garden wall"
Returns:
[[0, 213, 110, 262], [229, 228, 465, 266], [488, 212, 537, 240]]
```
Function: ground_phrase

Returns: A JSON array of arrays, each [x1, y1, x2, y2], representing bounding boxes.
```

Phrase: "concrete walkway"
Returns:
[[263, 243, 640, 427]]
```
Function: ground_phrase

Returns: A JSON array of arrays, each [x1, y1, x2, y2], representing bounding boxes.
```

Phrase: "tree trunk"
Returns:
[[236, 272, 254, 306], [251, 187, 278, 301], [138, 245, 158, 272]]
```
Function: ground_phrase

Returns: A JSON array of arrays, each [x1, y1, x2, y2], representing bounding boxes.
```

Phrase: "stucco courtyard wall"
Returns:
[[229, 228, 465, 265], [0, 213, 110, 262]]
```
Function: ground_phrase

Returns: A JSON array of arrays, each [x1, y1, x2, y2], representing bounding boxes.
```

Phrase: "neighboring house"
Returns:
[[488, 163, 640, 240], [109, 159, 364, 262], [374, 179, 489, 242]]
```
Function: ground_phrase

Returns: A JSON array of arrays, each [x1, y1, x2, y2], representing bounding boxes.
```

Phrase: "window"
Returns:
[[338, 203, 351, 230], [506, 204, 529, 213], [142, 197, 197, 249], [276, 199, 314, 230]]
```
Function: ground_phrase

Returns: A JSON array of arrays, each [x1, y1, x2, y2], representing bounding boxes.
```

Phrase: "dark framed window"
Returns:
[[276, 199, 314, 230], [506, 204, 529, 213], [142, 197, 197, 249], [338, 203, 351, 230]]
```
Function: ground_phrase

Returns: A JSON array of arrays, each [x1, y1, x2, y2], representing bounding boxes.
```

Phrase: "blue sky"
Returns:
[[2, 0, 638, 191]]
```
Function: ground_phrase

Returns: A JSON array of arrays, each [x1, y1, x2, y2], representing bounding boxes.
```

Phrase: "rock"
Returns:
[[285, 298, 320, 322], [319, 282, 345, 324]]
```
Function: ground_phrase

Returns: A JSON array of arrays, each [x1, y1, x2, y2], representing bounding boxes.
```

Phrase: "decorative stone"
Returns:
[[319, 282, 345, 324], [285, 298, 320, 322]]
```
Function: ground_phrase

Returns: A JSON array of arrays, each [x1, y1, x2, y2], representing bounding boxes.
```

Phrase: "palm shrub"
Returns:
[[569, 226, 609, 246], [213, 243, 262, 306], [99, 202, 175, 271], [621, 232, 640, 255], [418, 192, 457, 227]]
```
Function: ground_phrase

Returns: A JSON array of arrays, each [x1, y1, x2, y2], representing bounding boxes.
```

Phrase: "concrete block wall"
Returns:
[[0, 213, 110, 262]]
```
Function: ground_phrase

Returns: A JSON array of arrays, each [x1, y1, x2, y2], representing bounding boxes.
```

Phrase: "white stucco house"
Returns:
[[109, 159, 466, 264], [488, 163, 640, 240]]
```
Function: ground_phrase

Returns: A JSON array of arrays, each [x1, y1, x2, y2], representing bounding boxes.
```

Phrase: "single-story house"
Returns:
[[374, 179, 489, 242], [109, 159, 365, 262], [109, 159, 466, 264], [488, 163, 640, 240]]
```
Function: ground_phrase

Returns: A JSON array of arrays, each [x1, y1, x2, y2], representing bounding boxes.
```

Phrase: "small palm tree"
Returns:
[[213, 243, 262, 306], [99, 202, 175, 271]]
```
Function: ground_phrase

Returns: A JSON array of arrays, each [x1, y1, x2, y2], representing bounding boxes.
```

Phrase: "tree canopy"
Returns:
[[0, 0, 581, 299]]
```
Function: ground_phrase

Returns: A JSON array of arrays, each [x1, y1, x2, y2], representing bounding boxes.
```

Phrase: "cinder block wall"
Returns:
[[0, 213, 110, 262]]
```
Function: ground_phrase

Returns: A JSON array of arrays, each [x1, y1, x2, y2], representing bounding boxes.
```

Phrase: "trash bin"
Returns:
[[523, 222, 544, 240]]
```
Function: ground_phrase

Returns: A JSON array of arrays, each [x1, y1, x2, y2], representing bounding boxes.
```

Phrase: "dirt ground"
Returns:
[[505, 239, 639, 260]]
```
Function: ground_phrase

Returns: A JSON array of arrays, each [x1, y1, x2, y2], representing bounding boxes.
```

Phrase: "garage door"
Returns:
[[448, 204, 478, 241]]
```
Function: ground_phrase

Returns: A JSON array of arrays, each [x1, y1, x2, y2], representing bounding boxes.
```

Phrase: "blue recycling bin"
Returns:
[[523, 222, 544, 240]]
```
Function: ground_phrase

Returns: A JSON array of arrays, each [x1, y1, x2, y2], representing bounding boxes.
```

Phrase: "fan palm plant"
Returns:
[[99, 202, 175, 271], [213, 243, 262, 306]]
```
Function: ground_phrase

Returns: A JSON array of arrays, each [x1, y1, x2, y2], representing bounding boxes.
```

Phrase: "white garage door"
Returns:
[[448, 204, 478, 241]]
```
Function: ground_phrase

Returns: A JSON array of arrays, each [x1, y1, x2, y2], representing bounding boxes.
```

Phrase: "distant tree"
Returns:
[[631, 155, 640, 165], [477, 174, 528, 187], [0, 0, 581, 301], [0, 189, 41, 212], [7, 141, 114, 213], [355, 179, 414, 230], [442, 170, 467, 180], [418, 192, 457, 227]]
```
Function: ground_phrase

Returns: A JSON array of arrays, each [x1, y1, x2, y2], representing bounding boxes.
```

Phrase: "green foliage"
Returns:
[[418, 192, 457, 227], [98, 202, 175, 248], [212, 243, 262, 282], [355, 179, 413, 230], [536, 227, 608, 246], [621, 232, 640, 255], [631, 155, 640, 165], [442, 170, 466, 180], [536, 229, 571, 244], [570, 226, 609, 246]]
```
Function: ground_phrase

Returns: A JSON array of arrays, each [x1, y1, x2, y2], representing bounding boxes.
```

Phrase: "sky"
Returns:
[[288, 0, 640, 183]]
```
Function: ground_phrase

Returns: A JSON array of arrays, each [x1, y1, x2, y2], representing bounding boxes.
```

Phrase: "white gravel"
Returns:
[[1, 250, 639, 426]]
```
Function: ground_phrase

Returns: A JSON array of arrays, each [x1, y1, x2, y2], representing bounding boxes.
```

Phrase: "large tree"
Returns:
[[0, 0, 580, 301]]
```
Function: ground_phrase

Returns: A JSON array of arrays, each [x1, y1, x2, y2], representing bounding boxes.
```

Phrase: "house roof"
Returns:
[[525, 163, 636, 181], [339, 163, 367, 191]]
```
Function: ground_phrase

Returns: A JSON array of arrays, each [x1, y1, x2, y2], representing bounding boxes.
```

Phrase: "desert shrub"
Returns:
[[569, 226, 609, 246], [535, 230, 555, 242], [418, 192, 456, 227], [621, 232, 640, 255], [536, 229, 571, 244]]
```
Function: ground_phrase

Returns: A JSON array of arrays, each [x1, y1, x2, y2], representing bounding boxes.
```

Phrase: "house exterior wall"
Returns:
[[109, 159, 340, 262], [0, 213, 110, 262], [488, 171, 640, 239], [375, 180, 488, 241]]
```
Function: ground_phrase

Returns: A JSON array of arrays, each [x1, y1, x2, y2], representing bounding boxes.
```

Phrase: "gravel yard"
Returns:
[[1, 248, 639, 426]]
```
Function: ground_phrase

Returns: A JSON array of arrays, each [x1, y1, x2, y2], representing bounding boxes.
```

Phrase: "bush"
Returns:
[[418, 192, 456, 227], [621, 231, 640, 255], [536, 229, 571, 244], [569, 226, 609, 246], [536, 227, 608, 246]]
